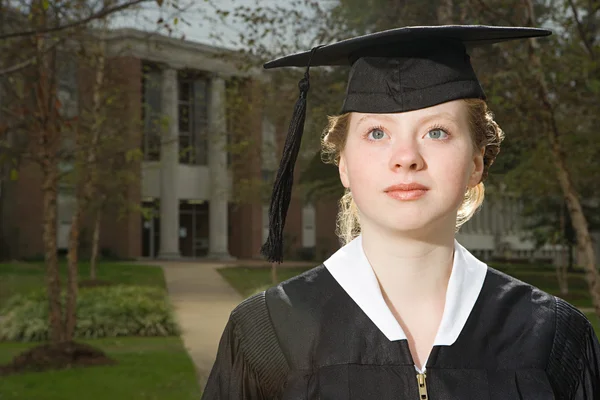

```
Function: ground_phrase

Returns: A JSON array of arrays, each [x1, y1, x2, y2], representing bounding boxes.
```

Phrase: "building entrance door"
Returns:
[[179, 200, 209, 257]]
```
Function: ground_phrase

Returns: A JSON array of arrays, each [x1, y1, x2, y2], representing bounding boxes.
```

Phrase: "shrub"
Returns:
[[0, 285, 179, 342]]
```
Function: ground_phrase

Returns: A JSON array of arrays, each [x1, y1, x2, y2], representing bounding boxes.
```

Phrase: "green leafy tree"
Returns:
[[210, 1, 600, 318], [0, 0, 180, 364]]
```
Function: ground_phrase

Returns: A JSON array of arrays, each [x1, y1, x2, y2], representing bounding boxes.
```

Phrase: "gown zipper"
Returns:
[[416, 372, 428, 399]]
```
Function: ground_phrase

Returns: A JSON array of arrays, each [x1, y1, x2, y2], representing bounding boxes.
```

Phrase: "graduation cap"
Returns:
[[260, 25, 552, 263]]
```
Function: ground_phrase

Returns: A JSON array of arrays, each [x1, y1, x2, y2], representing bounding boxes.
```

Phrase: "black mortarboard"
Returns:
[[260, 25, 552, 263]]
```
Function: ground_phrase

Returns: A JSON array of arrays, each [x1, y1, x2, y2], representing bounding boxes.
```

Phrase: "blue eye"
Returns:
[[428, 128, 448, 140], [368, 128, 386, 140]]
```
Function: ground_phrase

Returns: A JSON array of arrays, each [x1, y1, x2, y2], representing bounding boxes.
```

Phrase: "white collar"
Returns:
[[323, 235, 488, 346]]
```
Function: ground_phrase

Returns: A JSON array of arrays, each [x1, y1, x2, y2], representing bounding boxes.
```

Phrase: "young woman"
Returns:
[[202, 25, 600, 399]]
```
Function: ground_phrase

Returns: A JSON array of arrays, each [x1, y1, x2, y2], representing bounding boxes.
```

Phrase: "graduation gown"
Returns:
[[202, 237, 600, 399]]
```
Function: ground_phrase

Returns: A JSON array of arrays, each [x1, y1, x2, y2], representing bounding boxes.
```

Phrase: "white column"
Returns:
[[302, 204, 316, 247], [207, 75, 232, 259], [158, 67, 181, 259], [488, 201, 495, 234], [480, 202, 486, 234]]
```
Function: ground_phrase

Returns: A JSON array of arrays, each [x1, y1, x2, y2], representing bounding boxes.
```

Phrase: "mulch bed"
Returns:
[[0, 341, 116, 376]]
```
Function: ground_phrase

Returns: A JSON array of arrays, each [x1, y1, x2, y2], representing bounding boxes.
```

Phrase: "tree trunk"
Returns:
[[65, 203, 83, 340], [556, 203, 569, 295], [43, 166, 64, 344], [90, 204, 103, 280], [33, 1, 65, 344], [524, 0, 600, 318], [556, 262, 569, 296], [550, 137, 600, 314], [568, 242, 574, 271], [88, 13, 108, 285], [64, 12, 109, 340]]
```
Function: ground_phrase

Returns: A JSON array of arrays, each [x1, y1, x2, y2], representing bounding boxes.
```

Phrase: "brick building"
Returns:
[[1, 28, 589, 265], [0, 28, 340, 261]]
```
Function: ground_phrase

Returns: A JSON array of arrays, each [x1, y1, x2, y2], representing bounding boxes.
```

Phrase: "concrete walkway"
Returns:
[[151, 261, 243, 388]]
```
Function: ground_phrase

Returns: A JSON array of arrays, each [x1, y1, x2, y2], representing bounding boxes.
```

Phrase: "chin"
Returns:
[[356, 197, 460, 235], [389, 221, 434, 235], [371, 215, 430, 233], [374, 211, 455, 237]]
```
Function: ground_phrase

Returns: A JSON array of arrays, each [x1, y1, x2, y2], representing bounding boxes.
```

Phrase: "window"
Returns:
[[178, 71, 209, 165], [261, 116, 277, 171], [58, 161, 75, 192], [179, 200, 209, 257], [141, 63, 162, 161], [57, 55, 78, 119]]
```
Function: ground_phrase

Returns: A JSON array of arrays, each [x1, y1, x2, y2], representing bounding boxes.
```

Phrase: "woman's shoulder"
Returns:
[[483, 266, 591, 323], [224, 264, 334, 370], [228, 264, 333, 328], [484, 266, 558, 307], [264, 264, 336, 323], [267, 264, 334, 303], [482, 266, 596, 354], [461, 266, 599, 397]]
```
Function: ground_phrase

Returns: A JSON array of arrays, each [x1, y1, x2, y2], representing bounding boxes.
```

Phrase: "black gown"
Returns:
[[202, 265, 600, 399]]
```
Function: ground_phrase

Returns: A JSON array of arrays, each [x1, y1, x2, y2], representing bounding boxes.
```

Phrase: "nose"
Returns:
[[388, 138, 425, 171]]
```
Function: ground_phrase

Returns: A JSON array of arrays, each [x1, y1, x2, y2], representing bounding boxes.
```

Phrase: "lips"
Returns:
[[384, 183, 429, 201], [384, 183, 429, 192]]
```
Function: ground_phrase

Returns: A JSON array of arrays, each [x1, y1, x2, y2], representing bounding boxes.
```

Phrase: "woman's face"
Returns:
[[338, 99, 484, 236]]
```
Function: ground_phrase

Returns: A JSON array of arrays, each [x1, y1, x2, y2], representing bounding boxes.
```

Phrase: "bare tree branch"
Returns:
[[0, 38, 64, 76], [0, 56, 37, 75], [567, 0, 596, 60], [0, 0, 151, 40], [522, 0, 600, 318]]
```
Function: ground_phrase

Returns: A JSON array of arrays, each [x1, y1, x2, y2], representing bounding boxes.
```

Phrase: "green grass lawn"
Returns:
[[586, 312, 600, 335], [0, 261, 166, 309], [0, 261, 202, 399], [218, 264, 600, 338], [0, 337, 202, 400]]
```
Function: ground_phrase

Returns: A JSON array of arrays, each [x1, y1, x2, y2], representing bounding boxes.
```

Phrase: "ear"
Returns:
[[468, 147, 485, 188], [339, 153, 350, 188]]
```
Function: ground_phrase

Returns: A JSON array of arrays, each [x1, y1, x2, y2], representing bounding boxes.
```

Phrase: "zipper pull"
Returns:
[[416, 372, 428, 400]]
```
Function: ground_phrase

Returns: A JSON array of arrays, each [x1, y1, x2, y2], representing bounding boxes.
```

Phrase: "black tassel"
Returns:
[[261, 47, 321, 263]]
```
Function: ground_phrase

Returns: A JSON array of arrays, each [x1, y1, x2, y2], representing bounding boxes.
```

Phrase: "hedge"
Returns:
[[0, 285, 179, 342]]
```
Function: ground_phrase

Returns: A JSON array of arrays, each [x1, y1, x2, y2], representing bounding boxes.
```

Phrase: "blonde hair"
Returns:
[[321, 99, 505, 245]]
